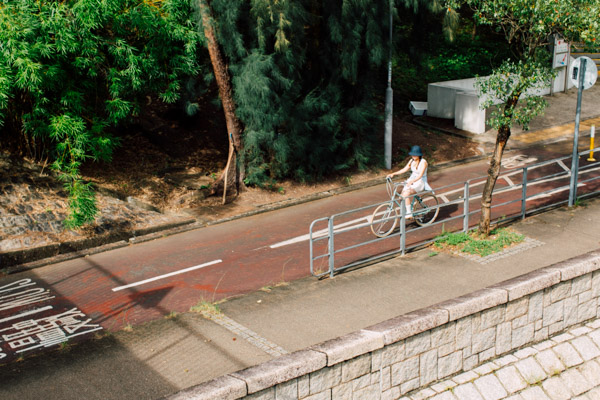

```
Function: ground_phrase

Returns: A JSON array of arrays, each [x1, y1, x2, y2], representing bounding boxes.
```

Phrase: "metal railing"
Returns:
[[309, 149, 600, 278]]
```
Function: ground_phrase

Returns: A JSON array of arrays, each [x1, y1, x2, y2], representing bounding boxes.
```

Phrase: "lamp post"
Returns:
[[384, 0, 393, 170]]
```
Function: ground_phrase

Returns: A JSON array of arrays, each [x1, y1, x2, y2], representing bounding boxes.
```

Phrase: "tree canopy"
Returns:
[[204, 0, 391, 186]]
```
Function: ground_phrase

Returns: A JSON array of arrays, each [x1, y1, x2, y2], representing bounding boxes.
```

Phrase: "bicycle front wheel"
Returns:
[[413, 194, 439, 226], [371, 203, 398, 237]]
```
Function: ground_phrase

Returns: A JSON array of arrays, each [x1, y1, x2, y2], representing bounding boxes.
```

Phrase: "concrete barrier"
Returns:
[[165, 250, 600, 399]]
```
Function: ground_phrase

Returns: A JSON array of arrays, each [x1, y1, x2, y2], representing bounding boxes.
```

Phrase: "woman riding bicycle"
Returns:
[[386, 145, 431, 218]]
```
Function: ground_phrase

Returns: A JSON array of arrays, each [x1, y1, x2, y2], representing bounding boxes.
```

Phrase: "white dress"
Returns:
[[407, 159, 431, 192]]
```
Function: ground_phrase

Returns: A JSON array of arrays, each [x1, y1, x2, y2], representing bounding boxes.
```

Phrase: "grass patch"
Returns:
[[434, 228, 525, 257], [165, 311, 179, 320], [190, 300, 221, 316]]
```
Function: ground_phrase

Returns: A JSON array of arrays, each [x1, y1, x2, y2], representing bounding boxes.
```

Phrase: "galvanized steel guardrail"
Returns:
[[309, 148, 600, 278]]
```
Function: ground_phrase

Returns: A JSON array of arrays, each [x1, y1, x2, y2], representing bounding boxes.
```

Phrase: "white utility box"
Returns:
[[409, 101, 428, 116]]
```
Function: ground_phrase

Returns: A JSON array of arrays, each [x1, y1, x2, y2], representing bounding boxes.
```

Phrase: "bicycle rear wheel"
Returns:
[[413, 193, 439, 226], [371, 203, 398, 237]]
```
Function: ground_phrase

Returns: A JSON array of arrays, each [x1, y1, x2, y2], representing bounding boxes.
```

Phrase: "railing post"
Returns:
[[463, 181, 470, 232], [400, 197, 406, 255], [521, 167, 528, 219], [328, 217, 335, 278], [309, 224, 314, 276]]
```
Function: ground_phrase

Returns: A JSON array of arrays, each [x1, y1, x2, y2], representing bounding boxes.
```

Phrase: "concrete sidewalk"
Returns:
[[2, 187, 600, 399]]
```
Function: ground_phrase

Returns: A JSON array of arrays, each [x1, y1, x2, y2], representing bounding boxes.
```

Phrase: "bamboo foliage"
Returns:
[[0, 0, 201, 227]]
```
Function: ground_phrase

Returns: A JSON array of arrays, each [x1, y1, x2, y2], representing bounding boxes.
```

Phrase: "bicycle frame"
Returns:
[[389, 180, 430, 218]]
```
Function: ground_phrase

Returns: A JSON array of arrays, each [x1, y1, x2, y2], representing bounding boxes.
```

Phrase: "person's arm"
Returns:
[[387, 161, 411, 179]]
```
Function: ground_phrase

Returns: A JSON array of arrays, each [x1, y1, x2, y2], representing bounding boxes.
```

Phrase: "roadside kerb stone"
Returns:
[[433, 288, 507, 322], [489, 269, 561, 302], [230, 349, 327, 394], [1, 218, 194, 272], [364, 308, 449, 346], [165, 375, 247, 400], [545, 251, 600, 282], [310, 330, 383, 366]]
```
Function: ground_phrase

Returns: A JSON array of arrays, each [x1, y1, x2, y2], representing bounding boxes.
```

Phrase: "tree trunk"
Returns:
[[197, 0, 245, 199], [478, 95, 520, 236], [478, 125, 510, 235]]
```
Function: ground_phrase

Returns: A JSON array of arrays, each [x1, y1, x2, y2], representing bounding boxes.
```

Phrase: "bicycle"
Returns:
[[370, 177, 439, 237]]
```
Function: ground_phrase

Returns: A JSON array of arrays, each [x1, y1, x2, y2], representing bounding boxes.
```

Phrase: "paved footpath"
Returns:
[[405, 319, 600, 400]]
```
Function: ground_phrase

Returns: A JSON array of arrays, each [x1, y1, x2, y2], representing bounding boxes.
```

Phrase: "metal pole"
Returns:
[[521, 167, 528, 219], [400, 197, 406, 255], [384, 0, 393, 170], [569, 58, 587, 207], [588, 125, 596, 162], [328, 217, 335, 278], [463, 181, 470, 232]]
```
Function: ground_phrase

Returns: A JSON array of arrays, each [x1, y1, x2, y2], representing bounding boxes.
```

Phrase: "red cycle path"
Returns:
[[1, 144, 598, 362]]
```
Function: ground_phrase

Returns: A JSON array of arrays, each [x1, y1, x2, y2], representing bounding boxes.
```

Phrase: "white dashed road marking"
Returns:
[[112, 260, 223, 292]]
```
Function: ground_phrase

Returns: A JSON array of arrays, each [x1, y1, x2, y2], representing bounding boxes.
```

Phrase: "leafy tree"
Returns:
[[0, 0, 201, 227], [200, 0, 393, 187], [446, 0, 600, 235]]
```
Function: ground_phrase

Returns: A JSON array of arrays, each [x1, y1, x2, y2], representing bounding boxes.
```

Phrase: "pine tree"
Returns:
[[196, 0, 244, 201], [205, 0, 393, 186]]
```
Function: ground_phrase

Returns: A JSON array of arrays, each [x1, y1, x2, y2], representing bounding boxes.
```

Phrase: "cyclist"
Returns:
[[386, 145, 432, 217]]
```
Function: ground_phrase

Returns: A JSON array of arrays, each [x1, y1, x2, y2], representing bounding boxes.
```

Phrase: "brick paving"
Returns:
[[401, 319, 600, 400], [455, 238, 545, 265]]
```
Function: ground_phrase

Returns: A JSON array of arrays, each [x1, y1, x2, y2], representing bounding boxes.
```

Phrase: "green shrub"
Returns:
[[0, 0, 201, 227]]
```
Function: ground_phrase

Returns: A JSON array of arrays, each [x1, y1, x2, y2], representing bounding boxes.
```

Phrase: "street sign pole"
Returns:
[[568, 58, 587, 207]]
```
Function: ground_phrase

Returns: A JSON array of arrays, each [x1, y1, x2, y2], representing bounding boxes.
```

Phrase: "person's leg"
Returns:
[[401, 187, 415, 215]]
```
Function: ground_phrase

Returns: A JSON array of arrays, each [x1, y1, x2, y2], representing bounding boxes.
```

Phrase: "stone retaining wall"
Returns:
[[167, 251, 600, 400]]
